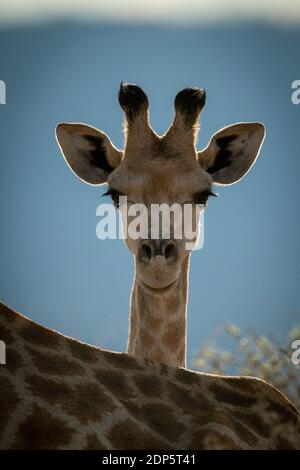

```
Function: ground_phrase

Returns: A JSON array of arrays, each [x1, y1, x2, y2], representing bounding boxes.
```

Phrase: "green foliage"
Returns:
[[192, 324, 300, 408]]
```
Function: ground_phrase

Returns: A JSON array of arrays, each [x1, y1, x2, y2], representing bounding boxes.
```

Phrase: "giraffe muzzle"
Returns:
[[139, 239, 178, 265]]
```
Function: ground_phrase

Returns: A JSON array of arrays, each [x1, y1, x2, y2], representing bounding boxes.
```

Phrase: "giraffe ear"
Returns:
[[198, 122, 265, 185], [55, 123, 123, 186]]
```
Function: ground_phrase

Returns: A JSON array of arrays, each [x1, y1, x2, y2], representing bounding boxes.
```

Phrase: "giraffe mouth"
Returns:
[[139, 279, 178, 294]]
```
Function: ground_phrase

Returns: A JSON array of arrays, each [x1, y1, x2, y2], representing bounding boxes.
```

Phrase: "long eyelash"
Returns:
[[194, 189, 218, 206], [102, 188, 117, 197], [102, 187, 123, 208]]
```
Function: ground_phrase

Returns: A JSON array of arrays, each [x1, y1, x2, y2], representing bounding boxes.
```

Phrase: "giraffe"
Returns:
[[0, 302, 299, 449], [56, 83, 265, 368], [2, 83, 299, 450]]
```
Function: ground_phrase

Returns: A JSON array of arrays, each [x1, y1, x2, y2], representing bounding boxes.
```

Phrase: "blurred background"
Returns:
[[0, 1, 299, 379]]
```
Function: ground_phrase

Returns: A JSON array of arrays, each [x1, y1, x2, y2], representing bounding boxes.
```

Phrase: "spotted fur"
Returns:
[[0, 303, 299, 450]]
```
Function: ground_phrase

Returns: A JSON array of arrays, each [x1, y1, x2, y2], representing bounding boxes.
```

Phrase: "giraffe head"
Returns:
[[56, 83, 265, 294]]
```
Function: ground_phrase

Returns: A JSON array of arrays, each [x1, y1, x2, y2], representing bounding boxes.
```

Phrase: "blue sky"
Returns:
[[0, 19, 299, 367]]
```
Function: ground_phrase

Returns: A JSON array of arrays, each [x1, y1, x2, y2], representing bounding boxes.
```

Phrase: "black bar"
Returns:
[[0, 450, 299, 466]]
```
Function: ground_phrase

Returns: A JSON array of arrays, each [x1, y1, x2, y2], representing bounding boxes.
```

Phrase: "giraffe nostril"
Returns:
[[139, 242, 152, 263], [163, 241, 178, 263]]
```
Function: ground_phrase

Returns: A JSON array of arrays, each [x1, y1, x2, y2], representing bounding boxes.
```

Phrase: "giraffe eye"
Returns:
[[194, 189, 217, 206], [103, 188, 124, 208]]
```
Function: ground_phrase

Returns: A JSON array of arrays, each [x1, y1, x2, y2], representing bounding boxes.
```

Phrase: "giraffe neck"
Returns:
[[127, 255, 190, 367]]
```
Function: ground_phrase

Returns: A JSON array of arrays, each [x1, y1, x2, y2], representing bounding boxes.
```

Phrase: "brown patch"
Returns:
[[134, 373, 163, 397], [5, 347, 23, 374], [140, 402, 185, 441], [209, 383, 258, 407], [94, 367, 136, 400], [222, 377, 256, 394], [26, 374, 70, 403], [117, 397, 184, 445], [19, 322, 61, 348], [0, 376, 19, 441], [27, 374, 115, 425], [233, 410, 270, 439], [66, 338, 99, 363], [166, 294, 182, 314], [12, 404, 74, 449], [174, 368, 200, 386], [157, 361, 170, 377], [69, 382, 115, 424], [84, 433, 106, 450], [0, 303, 17, 324], [188, 427, 240, 450], [107, 418, 170, 450], [168, 381, 214, 415], [266, 398, 298, 425], [146, 315, 163, 332], [139, 328, 154, 350], [26, 345, 84, 376], [275, 436, 297, 450], [162, 323, 182, 350], [0, 323, 14, 343], [118, 398, 142, 421], [168, 381, 193, 411], [104, 352, 144, 371]]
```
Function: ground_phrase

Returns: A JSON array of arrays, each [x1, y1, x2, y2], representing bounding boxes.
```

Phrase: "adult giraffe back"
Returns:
[[0, 302, 299, 449]]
